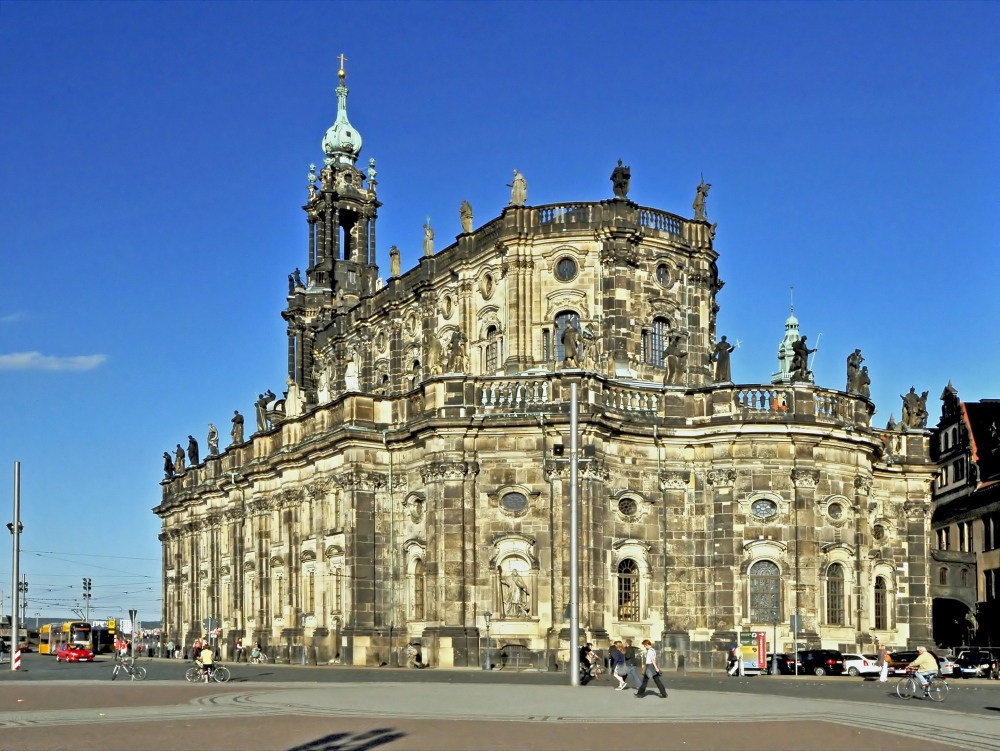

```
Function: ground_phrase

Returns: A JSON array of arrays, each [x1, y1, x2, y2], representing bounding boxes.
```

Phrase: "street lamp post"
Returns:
[[483, 610, 492, 670]]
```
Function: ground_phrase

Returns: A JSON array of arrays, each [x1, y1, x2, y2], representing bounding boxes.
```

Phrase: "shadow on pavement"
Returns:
[[286, 728, 405, 751]]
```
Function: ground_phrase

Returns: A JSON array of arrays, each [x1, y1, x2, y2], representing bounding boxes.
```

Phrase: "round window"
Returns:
[[482, 274, 494, 299], [828, 503, 844, 520], [501, 492, 527, 513], [618, 498, 638, 517], [655, 264, 671, 288], [873, 524, 886, 541], [442, 296, 454, 319], [555, 257, 578, 282], [751, 499, 778, 519]]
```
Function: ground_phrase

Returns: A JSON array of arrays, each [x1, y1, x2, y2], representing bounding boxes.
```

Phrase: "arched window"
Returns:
[[749, 560, 781, 623], [485, 325, 499, 373], [330, 566, 342, 613], [542, 329, 551, 362], [648, 317, 669, 366], [826, 563, 845, 625], [939, 567, 948, 586], [961, 569, 969, 587], [306, 570, 315, 613], [554, 311, 580, 363], [412, 559, 425, 620], [874, 576, 888, 630], [617, 559, 639, 621]]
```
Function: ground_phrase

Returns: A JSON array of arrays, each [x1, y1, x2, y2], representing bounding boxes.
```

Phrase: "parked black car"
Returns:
[[766, 652, 799, 675], [954, 649, 998, 678], [796, 649, 845, 676]]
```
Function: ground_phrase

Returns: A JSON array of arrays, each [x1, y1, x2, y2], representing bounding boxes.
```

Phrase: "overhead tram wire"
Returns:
[[22, 550, 160, 561]]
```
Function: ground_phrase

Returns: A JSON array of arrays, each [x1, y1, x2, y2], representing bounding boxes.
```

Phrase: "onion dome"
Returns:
[[322, 64, 362, 167]]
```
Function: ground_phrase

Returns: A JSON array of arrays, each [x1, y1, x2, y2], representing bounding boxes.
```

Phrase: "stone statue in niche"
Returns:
[[507, 170, 527, 206], [460, 201, 473, 234], [497, 564, 531, 619], [561, 323, 581, 368], [663, 335, 687, 386], [581, 327, 600, 370], [693, 178, 711, 221], [285, 379, 303, 416], [230, 410, 244, 445], [711, 335, 736, 383], [901, 387, 929, 429], [446, 331, 467, 373], [610, 159, 630, 199], [846, 349, 865, 393], [389, 246, 401, 278], [790, 336, 816, 382], [187, 435, 199, 466], [856, 366, 871, 399], [344, 348, 360, 392], [317, 363, 332, 404], [207, 424, 219, 456], [162, 451, 174, 480], [422, 220, 434, 257], [174, 444, 186, 474], [426, 332, 443, 376]]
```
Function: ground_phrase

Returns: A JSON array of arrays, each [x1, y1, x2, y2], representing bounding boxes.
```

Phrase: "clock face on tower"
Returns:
[[751, 499, 778, 520]]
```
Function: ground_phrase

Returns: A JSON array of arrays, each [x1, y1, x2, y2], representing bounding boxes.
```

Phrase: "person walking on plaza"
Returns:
[[727, 643, 740, 676], [234, 636, 244, 663], [877, 645, 890, 682], [634, 639, 667, 699], [610, 641, 628, 690]]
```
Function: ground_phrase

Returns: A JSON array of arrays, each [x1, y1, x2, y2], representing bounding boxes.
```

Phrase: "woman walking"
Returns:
[[635, 639, 668, 699], [610, 640, 628, 690]]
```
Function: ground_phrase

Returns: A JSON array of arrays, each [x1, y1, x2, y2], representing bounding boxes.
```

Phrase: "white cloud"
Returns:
[[0, 351, 107, 372], [1, 312, 25, 323]]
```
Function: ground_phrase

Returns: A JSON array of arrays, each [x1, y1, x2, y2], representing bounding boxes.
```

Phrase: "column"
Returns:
[[338, 469, 383, 665], [308, 216, 316, 270], [659, 470, 691, 643], [316, 208, 327, 266], [790, 468, 821, 638], [706, 469, 738, 633]]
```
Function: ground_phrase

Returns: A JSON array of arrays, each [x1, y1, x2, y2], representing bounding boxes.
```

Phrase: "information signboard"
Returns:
[[739, 631, 767, 670]]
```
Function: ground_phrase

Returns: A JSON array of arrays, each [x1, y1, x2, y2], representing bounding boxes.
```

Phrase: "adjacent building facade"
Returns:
[[154, 68, 938, 667]]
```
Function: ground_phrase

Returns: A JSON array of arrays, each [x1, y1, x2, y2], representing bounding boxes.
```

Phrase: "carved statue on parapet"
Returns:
[[693, 178, 711, 221], [187, 435, 199, 466], [857, 366, 871, 399], [287, 274, 295, 295], [789, 336, 816, 382], [422, 220, 434, 257], [711, 335, 736, 383], [174, 444, 186, 474], [162, 451, 175, 480], [446, 331, 468, 373], [207, 424, 219, 456], [230, 410, 244, 445], [507, 169, 527, 206], [367, 158, 377, 192], [389, 245, 401, 278], [581, 327, 600, 371], [610, 159, 631, 199], [426, 332, 444, 376], [846, 349, 865, 393], [561, 323, 581, 368], [307, 164, 317, 202], [460, 201, 473, 234], [285, 379, 303, 416], [663, 335, 687, 386], [293, 268, 304, 289], [254, 390, 276, 433], [900, 387, 929, 429]]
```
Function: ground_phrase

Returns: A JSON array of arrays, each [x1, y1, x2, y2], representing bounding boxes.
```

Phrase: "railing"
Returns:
[[603, 384, 661, 416], [478, 379, 551, 411], [638, 207, 683, 235], [735, 388, 790, 414], [538, 203, 595, 226]]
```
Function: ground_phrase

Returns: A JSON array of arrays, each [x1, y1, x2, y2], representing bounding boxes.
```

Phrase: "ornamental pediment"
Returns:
[[544, 289, 589, 320]]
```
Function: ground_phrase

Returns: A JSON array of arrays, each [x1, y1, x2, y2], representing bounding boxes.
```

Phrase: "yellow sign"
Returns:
[[108, 619, 116, 630]]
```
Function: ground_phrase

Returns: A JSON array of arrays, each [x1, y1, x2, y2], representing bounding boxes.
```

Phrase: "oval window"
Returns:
[[501, 492, 528, 512], [656, 264, 671, 288], [828, 503, 844, 520], [873, 524, 886, 541], [751, 499, 778, 519], [555, 257, 578, 282]]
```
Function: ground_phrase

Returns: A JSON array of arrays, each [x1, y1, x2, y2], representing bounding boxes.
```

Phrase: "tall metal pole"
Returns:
[[11, 461, 20, 671], [569, 384, 580, 686]]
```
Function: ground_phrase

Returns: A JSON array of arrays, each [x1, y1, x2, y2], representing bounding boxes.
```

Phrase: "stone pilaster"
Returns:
[[706, 469, 738, 631], [791, 467, 821, 640], [659, 469, 691, 635]]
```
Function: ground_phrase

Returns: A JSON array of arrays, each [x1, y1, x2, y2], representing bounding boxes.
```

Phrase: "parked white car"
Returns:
[[842, 653, 880, 677]]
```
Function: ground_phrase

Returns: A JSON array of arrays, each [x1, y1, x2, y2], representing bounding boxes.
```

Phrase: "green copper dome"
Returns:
[[322, 70, 362, 167]]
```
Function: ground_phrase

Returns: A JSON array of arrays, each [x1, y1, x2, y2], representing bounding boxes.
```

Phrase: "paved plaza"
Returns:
[[0, 669, 998, 751]]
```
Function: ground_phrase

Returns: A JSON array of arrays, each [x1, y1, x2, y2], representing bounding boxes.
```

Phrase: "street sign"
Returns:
[[789, 614, 802, 633]]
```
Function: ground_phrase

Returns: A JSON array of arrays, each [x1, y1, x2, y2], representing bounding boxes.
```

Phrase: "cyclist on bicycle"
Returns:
[[907, 646, 939, 693], [198, 642, 215, 683]]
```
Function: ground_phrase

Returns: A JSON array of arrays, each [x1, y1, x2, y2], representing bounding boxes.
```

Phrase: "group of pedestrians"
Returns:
[[599, 639, 668, 699]]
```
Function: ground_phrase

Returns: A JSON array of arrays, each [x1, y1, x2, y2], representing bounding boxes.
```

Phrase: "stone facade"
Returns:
[[154, 72, 937, 667]]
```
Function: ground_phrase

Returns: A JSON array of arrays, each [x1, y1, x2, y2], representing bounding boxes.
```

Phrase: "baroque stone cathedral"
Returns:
[[155, 65, 937, 668]]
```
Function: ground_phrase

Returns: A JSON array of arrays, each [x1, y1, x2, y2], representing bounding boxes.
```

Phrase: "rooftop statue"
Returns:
[[901, 387, 929, 429], [254, 390, 276, 433], [711, 336, 736, 383], [293, 268, 304, 288], [561, 323, 581, 368], [307, 164, 317, 202], [367, 158, 377, 192], [230, 410, 244, 445], [207, 423, 219, 456], [857, 366, 871, 399], [610, 159, 630, 199], [846, 349, 865, 393], [790, 336, 816, 382], [508, 170, 527, 206], [423, 220, 434, 257], [187, 435, 199, 467], [162, 451, 174, 480], [460, 201, 473, 234], [389, 245, 401, 278], [664, 335, 687, 386], [693, 178, 711, 221], [174, 444, 186, 474]]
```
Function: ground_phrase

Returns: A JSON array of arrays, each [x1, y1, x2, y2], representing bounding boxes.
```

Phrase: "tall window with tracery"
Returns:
[[617, 559, 639, 621], [874, 576, 888, 629], [485, 326, 499, 373], [648, 317, 669, 366], [749, 560, 781, 623], [330, 567, 342, 613], [554, 311, 580, 363], [826, 563, 845, 625], [307, 571, 315, 613], [413, 559, 426, 620]]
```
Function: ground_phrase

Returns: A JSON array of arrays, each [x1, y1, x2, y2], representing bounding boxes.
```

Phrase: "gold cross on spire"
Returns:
[[338, 53, 347, 79]]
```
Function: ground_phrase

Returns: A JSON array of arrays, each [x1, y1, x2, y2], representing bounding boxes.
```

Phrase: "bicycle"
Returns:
[[186, 662, 231, 683], [896, 669, 948, 702], [248, 650, 268, 664], [111, 654, 147, 682]]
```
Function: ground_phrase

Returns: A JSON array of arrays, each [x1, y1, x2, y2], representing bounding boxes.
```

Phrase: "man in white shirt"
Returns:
[[634, 639, 668, 699]]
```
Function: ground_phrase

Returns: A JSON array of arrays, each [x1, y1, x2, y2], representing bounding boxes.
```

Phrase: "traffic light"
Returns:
[[83, 578, 92, 597]]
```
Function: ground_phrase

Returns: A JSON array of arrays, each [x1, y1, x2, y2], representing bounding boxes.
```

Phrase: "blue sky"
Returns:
[[1, 1, 997, 620]]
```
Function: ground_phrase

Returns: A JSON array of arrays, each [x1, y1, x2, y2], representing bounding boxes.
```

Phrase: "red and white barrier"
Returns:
[[12, 650, 21, 670]]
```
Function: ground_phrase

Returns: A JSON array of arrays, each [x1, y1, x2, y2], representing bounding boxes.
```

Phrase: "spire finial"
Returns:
[[789, 285, 794, 314], [338, 53, 347, 80]]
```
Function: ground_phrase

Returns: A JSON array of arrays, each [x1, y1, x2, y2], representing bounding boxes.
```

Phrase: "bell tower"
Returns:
[[283, 57, 381, 394]]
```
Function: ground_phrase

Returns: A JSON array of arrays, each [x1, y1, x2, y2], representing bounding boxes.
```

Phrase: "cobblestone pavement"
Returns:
[[0, 680, 996, 751]]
